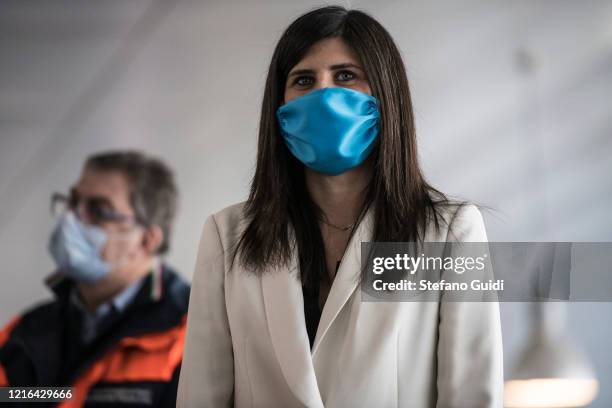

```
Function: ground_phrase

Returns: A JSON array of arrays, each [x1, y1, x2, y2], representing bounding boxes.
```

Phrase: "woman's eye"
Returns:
[[336, 70, 356, 82], [294, 76, 314, 87]]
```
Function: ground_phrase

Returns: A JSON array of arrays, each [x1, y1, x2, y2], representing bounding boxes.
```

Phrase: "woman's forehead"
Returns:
[[290, 37, 362, 71]]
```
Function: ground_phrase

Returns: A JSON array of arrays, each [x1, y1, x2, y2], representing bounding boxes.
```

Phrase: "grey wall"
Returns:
[[1, 0, 610, 405]]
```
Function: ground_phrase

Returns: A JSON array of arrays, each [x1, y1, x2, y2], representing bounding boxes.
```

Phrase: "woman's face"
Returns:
[[284, 37, 371, 103]]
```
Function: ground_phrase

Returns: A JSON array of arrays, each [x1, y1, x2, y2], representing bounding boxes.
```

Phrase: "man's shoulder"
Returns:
[[12, 298, 60, 325], [0, 298, 61, 349]]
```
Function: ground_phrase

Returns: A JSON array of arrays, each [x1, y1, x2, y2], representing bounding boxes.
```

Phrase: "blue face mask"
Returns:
[[276, 87, 380, 176], [48, 211, 111, 283]]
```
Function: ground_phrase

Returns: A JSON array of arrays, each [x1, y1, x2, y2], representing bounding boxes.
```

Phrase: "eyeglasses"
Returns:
[[50, 192, 140, 226]]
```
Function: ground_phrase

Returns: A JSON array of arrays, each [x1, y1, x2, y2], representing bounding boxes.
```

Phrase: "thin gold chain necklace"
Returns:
[[319, 217, 355, 232]]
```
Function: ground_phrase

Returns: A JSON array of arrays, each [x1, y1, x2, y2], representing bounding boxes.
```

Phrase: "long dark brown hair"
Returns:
[[234, 6, 457, 290]]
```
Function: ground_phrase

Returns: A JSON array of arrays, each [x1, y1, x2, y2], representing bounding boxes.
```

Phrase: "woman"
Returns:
[[177, 6, 503, 408]]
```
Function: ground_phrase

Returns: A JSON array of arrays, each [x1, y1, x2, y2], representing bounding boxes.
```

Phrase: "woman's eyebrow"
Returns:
[[288, 63, 363, 78], [329, 63, 363, 71], [287, 68, 315, 78]]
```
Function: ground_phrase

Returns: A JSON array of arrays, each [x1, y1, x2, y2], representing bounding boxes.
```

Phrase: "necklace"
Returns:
[[319, 217, 355, 232]]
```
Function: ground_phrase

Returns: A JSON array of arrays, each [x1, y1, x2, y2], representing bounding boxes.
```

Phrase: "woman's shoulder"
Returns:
[[426, 200, 488, 242], [211, 201, 247, 224], [434, 201, 483, 225], [203, 201, 248, 247]]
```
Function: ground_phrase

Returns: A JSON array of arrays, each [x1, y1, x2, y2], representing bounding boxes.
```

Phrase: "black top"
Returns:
[[303, 260, 341, 349], [302, 283, 321, 349]]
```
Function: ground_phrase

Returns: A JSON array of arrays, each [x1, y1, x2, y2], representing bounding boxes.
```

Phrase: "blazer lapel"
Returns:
[[261, 242, 324, 408], [312, 206, 374, 357], [260, 207, 373, 406]]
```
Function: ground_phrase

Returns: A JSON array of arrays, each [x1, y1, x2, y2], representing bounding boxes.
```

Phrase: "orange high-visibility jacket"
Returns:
[[0, 265, 189, 408]]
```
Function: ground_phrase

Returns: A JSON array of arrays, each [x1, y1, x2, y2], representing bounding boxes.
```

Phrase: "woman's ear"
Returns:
[[142, 224, 164, 255]]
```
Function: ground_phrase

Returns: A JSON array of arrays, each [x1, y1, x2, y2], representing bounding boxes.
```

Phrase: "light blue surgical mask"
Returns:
[[276, 87, 380, 176], [48, 211, 111, 283]]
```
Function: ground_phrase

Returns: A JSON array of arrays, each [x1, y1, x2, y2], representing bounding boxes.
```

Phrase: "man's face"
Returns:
[[71, 167, 147, 272]]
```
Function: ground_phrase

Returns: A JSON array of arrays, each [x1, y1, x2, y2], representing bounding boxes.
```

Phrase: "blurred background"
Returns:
[[0, 0, 610, 406]]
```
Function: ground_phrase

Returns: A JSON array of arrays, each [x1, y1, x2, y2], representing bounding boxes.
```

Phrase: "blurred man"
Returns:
[[0, 151, 189, 407]]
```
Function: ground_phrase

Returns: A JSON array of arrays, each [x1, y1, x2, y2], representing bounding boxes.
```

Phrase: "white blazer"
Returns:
[[177, 202, 503, 408]]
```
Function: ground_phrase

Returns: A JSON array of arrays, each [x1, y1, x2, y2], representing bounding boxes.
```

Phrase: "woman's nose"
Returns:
[[313, 73, 336, 90]]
